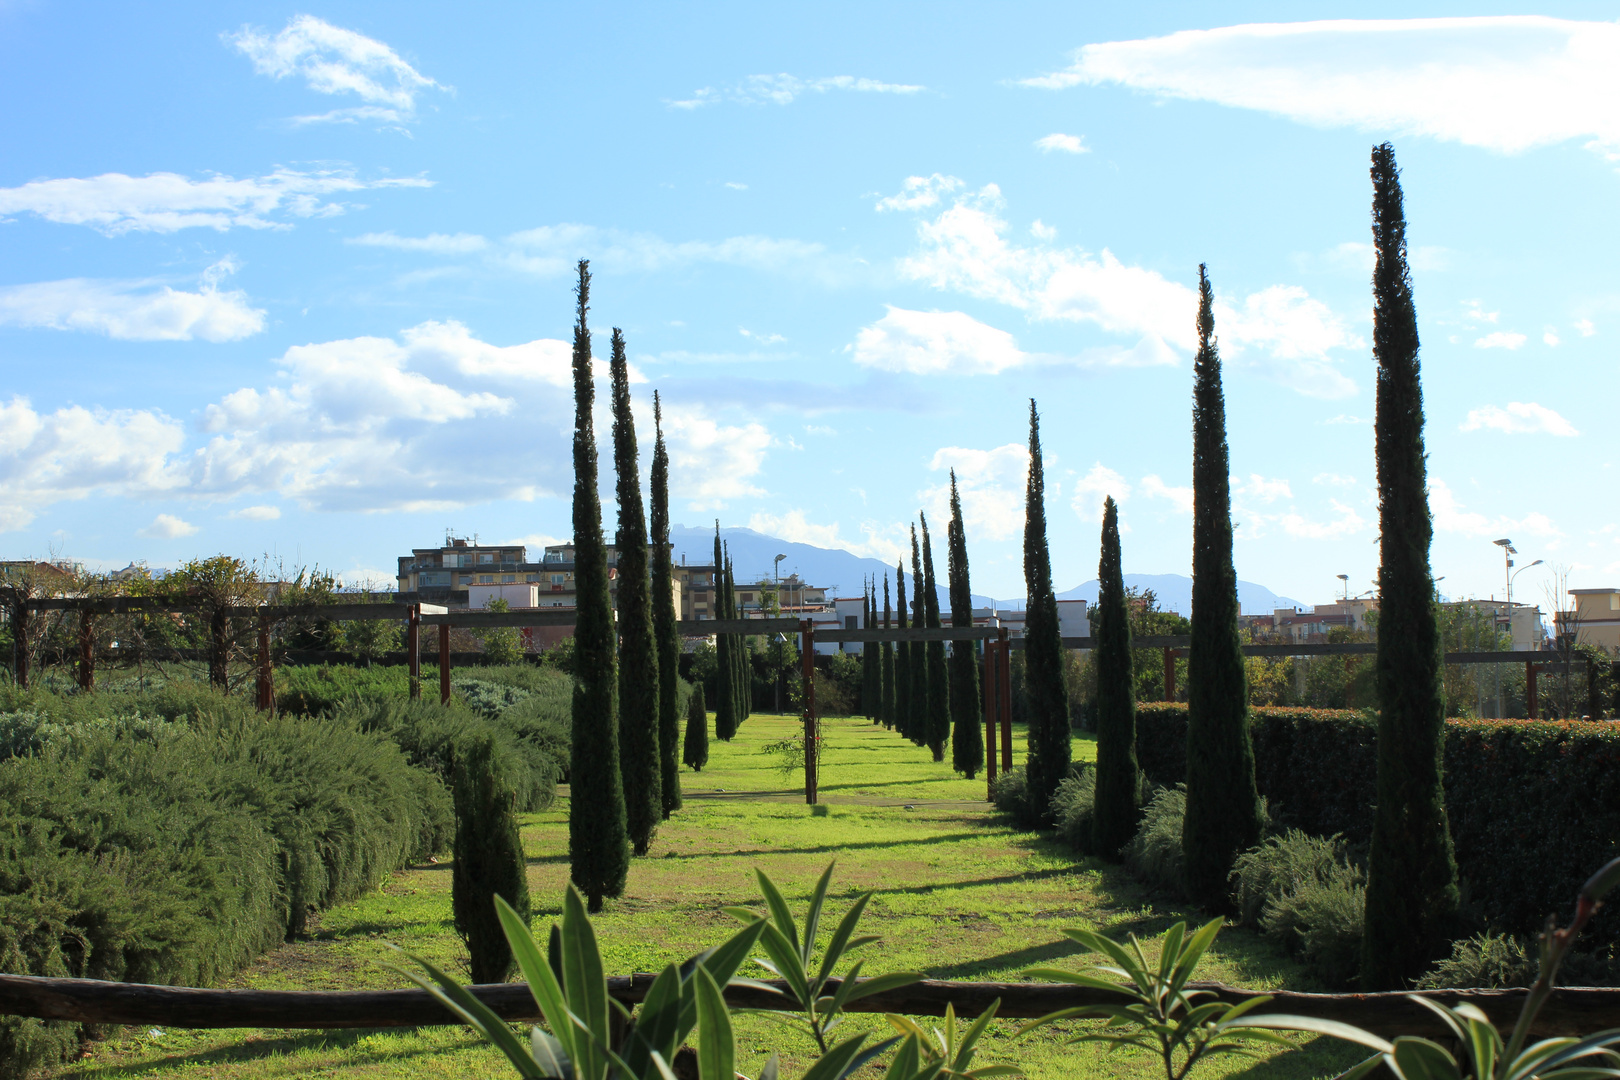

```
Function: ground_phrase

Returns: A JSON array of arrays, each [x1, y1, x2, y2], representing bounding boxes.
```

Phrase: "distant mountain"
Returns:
[[1055, 574, 1303, 617]]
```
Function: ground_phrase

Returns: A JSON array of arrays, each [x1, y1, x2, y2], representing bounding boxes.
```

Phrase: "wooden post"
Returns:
[[983, 640, 998, 799], [1527, 660, 1537, 720], [801, 619, 817, 805], [998, 628, 1013, 772], [439, 623, 452, 705], [78, 610, 95, 692], [12, 603, 28, 689], [407, 605, 421, 701], [255, 613, 274, 713], [1163, 647, 1175, 702], [209, 607, 229, 691]]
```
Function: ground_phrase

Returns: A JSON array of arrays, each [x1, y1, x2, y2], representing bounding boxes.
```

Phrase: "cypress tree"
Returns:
[[650, 392, 682, 818], [566, 260, 629, 912], [1362, 143, 1459, 989], [682, 683, 709, 771], [610, 329, 662, 857], [452, 733, 531, 983], [1022, 400, 1071, 824], [1182, 265, 1263, 907], [894, 559, 911, 740], [864, 582, 880, 722], [725, 550, 749, 721], [881, 575, 896, 728], [1092, 496, 1138, 860], [920, 513, 950, 762], [712, 526, 736, 741], [946, 471, 984, 779], [908, 526, 929, 748]]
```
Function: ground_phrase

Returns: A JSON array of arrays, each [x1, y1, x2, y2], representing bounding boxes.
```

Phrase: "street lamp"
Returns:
[[1493, 538, 1517, 601], [1336, 574, 1349, 601], [1509, 559, 1543, 606]]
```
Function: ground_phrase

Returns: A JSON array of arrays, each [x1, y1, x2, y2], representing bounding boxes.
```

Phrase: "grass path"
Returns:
[[50, 714, 1361, 1080]]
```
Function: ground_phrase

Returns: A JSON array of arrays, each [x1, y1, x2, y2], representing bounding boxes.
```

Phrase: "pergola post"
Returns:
[[982, 639, 998, 800], [78, 610, 95, 692], [1163, 647, 1175, 701], [255, 613, 274, 713], [12, 603, 28, 689], [801, 619, 817, 805], [439, 623, 452, 705], [1526, 660, 1537, 720], [998, 627, 1013, 772], [407, 605, 421, 701]]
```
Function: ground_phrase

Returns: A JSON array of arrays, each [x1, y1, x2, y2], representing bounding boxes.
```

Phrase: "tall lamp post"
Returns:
[[1336, 574, 1349, 601], [773, 554, 786, 714]]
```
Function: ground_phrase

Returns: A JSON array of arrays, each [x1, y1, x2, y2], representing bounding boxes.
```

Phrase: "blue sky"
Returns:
[[2, 3, 1615, 607]]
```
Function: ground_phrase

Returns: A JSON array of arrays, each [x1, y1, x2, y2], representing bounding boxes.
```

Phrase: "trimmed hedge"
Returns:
[[1135, 704, 1620, 946]]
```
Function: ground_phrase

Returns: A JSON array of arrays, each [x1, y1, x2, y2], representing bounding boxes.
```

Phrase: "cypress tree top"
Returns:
[[650, 391, 682, 818], [1091, 495, 1136, 859], [946, 470, 984, 779], [1021, 399, 1070, 823]]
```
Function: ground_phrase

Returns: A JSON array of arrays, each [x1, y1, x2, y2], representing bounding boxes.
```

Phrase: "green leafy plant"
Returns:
[[724, 862, 923, 1053], [883, 1001, 1019, 1079], [1018, 918, 1293, 1080]]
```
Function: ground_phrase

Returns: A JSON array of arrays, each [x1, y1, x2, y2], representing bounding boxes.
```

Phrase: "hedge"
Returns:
[[1135, 704, 1620, 947]]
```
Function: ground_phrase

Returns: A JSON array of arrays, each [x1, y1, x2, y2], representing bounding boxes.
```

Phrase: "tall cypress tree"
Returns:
[[1182, 265, 1263, 907], [682, 683, 709, 771], [452, 733, 531, 983], [726, 549, 749, 721], [920, 514, 950, 762], [908, 526, 929, 748], [1022, 400, 1071, 824], [711, 525, 735, 741], [1092, 495, 1138, 860], [610, 329, 662, 857], [881, 575, 896, 729], [946, 472, 983, 779], [649, 391, 682, 820], [1363, 143, 1459, 989], [894, 558, 911, 740], [566, 261, 629, 912]]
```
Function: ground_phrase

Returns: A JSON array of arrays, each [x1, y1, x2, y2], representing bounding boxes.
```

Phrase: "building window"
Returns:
[[479, 553, 494, 564], [552, 574, 565, 585], [503, 574, 515, 583], [479, 574, 494, 583]]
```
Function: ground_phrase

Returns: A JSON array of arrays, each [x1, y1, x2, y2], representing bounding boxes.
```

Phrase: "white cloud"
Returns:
[[0, 259, 265, 341], [851, 307, 1027, 375], [1277, 500, 1366, 540], [1320, 241, 1449, 273], [505, 533, 567, 551], [228, 505, 281, 520], [738, 327, 786, 345], [1071, 463, 1130, 521], [348, 231, 487, 254], [1237, 474, 1292, 503], [1430, 477, 1562, 539], [1474, 331, 1527, 350], [724, 181, 749, 191], [889, 178, 1360, 396], [503, 224, 828, 279], [1324, 414, 1369, 425], [1544, 328, 1562, 346], [1460, 401, 1579, 437], [138, 514, 198, 539], [0, 168, 429, 235], [670, 73, 923, 109], [1035, 133, 1089, 154], [1576, 319, 1597, 337], [1313, 472, 1357, 486], [659, 405, 770, 510], [746, 510, 905, 563], [1025, 17, 1620, 160], [922, 444, 1030, 542], [1029, 220, 1057, 241], [227, 15, 446, 126], [1140, 474, 1194, 514]]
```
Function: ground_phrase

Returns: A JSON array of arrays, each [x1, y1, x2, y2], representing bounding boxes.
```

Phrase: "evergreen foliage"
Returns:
[[649, 393, 682, 819], [864, 583, 880, 722], [1182, 265, 1263, 908], [682, 682, 709, 771], [881, 575, 896, 729], [894, 559, 912, 741], [1363, 142, 1459, 988], [452, 731, 531, 984], [566, 261, 630, 912], [908, 526, 929, 748], [712, 526, 736, 741], [1021, 400, 1071, 821], [1092, 495, 1138, 860], [946, 471, 984, 779], [920, 514, 951, 761], [610, 329, 662, 857]]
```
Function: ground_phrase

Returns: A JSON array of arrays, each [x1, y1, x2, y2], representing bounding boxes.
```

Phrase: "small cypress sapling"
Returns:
[[1182, 265, 1262, 907], [1362, 142, 1459, 989], [1022, 400, 1071, 824], [920, 513, 950, 762], [682, 683, 709, 771], [649, 392, 682, 818], [894, 559, 912, 741], [565, 260, 630, 912], [1091, 496, 1138, 860], [881, 575, 896, 729], [908, 525, 929, 748], [946, 471, 984, 779], [452, 732, 531, 984], [610, 329, 662, 857], [712, 525, 735, 741]]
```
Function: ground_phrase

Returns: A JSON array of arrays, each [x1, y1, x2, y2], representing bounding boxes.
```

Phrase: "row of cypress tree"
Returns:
[[709, 529, 751, 740]]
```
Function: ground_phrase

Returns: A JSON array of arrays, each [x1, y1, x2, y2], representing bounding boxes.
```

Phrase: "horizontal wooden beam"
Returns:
[[0, 972, 1612, 1040], [677, 618, 803, 636], [818, 627, 1000, 643]]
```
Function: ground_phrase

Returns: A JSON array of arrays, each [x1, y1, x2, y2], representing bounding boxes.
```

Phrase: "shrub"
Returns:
[[1230, 830, 1356, 925], [451, 733, 530, 984], [682, 683, 708, 771], [990, 766, 1031, 825], [1126, 785, 1186, 896], [1416, 933, 1536, 990], [1050, 768, 1096, 855], [1234, 831, 1366, 988]]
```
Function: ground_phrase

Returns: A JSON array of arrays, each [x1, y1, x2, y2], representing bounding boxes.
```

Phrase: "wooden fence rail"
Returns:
[[2, 972, 1616, 1040]]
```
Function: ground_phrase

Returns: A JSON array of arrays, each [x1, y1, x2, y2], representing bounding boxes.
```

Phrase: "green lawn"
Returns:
[[51, 713, 1363, 1080]]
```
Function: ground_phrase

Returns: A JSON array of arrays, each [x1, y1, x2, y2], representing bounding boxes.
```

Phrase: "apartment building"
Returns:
[[1563, 589, 1620, 654]]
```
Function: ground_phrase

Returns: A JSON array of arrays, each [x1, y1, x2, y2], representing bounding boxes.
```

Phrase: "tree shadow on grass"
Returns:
[[927, 938, 1088, 980], [647, 831, 990, 861], [58, 1026, 485, 1079]]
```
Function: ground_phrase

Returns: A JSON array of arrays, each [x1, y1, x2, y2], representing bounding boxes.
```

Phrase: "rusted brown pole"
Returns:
[[1163, 646, 1175, 701], [1527, 660, 1537, 719], [998, 628, 1012, 771], [78, 610, 95, 692], [407, 605, 421, 701], [209, 607, 229, 691], [439, 623, 452, 705], [802, 619, 817, 804], [255, 614, 274, 712], [12, 603, 28, 689], [983, 641, 997, 799]]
